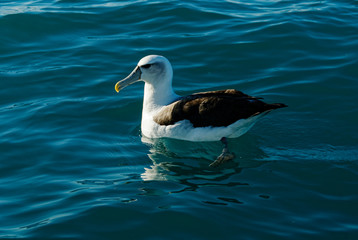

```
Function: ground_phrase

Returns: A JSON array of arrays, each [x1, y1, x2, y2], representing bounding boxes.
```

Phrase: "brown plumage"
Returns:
[[153, 89, 287, 128]]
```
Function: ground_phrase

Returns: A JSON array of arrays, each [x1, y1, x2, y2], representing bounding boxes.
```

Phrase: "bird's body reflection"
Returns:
[[140, 136, 267, 182]]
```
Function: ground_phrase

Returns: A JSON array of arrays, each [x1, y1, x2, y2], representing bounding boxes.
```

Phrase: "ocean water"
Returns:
[[1, 0, 358, 239]]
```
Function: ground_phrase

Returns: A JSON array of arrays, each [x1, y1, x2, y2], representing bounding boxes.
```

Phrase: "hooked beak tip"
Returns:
[[114, 83, 121, 93]]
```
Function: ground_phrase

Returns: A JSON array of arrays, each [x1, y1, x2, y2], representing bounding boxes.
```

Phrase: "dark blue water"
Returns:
[[1, 1, 358, 239]]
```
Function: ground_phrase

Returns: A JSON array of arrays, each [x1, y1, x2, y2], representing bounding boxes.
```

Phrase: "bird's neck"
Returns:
[[143, 82, 178, 114]]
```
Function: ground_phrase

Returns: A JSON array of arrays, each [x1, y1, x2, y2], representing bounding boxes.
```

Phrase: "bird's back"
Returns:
[[153, 89, 287, 128]]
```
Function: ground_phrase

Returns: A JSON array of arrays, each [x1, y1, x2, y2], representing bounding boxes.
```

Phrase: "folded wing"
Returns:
[[153, 89, 287, 127]]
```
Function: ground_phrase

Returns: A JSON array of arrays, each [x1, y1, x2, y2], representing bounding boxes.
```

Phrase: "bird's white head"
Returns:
[[115, 55, 173, 92]]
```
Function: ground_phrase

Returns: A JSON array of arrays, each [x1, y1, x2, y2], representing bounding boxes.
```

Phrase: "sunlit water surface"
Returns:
[[1, 0, 358, 239]]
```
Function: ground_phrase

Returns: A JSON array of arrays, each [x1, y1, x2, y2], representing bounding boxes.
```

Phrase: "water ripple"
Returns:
[[1, 0, 358, 239]]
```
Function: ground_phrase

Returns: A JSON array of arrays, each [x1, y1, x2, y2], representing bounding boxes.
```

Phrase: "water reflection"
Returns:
[[140, 136, 267, 182]]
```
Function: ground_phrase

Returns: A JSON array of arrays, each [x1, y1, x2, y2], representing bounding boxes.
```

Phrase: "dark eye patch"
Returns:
[[141, 64, 151, 69]]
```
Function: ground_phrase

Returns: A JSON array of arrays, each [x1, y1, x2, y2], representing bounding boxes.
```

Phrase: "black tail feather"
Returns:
[[269, 103, 288, 109]]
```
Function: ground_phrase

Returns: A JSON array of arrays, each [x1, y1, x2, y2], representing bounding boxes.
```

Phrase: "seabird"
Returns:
[[115, 55, 287, 167]]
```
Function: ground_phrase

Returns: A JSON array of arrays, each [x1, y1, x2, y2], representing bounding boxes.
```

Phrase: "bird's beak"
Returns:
[[115, 66, 142, 92]]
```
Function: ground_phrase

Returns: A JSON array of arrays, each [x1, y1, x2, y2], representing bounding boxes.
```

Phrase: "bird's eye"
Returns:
[[141, 64, 151, 69]]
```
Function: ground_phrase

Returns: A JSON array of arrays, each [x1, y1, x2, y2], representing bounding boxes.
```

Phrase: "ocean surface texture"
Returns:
[[1, 0, 358, 239]]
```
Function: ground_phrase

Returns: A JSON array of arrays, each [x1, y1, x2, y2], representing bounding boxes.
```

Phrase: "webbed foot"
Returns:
[[210, 150, 235, 167], [209, 137, 235, 167]]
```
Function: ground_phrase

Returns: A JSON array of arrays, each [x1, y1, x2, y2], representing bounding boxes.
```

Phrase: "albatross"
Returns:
[[115, 55, 287, 167]]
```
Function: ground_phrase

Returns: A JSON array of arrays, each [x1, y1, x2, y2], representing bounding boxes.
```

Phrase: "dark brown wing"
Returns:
[[153, 89, 287, 127]]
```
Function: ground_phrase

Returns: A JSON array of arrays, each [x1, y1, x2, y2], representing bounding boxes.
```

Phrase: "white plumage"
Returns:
[[115, 55, 286, 166]]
